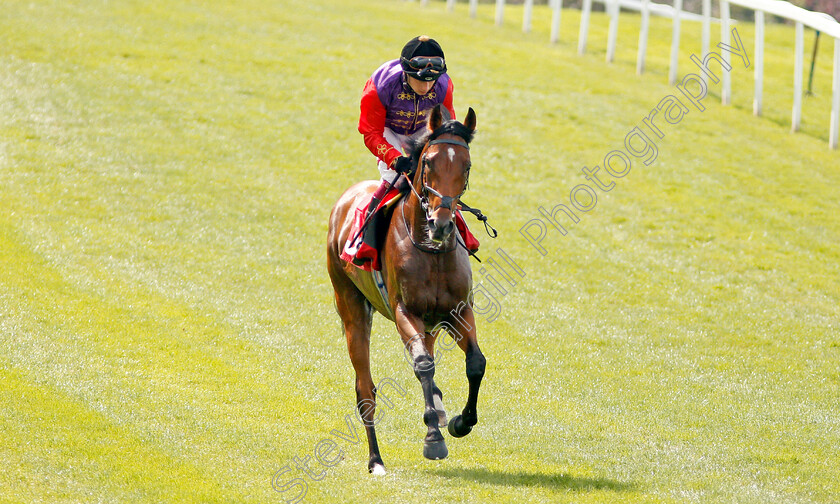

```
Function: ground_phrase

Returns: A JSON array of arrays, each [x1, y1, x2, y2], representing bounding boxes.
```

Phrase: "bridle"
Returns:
[[409, 137, 470, 217], [401, 137, 471, 254]]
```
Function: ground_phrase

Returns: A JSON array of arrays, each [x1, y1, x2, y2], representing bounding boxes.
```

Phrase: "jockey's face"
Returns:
[[407, 75, 435, 96]]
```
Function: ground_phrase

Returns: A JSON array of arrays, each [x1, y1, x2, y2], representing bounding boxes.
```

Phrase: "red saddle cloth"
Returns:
[[340, 189, 480, 271]]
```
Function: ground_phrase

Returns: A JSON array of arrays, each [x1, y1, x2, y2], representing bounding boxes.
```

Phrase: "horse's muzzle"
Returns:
[[428, 213, 455, 244]]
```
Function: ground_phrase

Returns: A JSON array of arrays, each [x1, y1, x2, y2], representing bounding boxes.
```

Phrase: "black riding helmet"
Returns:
[[400, 35, 447, 82]]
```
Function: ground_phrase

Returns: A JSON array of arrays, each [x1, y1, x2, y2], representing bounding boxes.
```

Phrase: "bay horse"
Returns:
[[326, 105, 485, 474]]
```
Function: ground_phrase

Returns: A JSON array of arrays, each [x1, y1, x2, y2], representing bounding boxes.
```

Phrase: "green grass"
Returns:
[[1, 0, 838, 503]]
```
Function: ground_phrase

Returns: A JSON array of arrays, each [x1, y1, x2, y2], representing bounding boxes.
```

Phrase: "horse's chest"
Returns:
[[399, 267, 470, 322]]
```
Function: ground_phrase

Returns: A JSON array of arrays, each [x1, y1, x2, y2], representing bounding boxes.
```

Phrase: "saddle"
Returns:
[[340, 185, 480, 272]]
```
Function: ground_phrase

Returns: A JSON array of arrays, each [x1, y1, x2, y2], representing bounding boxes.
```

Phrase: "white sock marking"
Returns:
[[371, 464, 387, 476]]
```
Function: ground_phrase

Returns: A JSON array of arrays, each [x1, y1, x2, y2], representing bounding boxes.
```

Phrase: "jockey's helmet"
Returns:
[[400, 35, 447, 82]]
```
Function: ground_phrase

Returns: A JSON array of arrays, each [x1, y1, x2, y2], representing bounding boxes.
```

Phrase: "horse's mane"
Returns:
[[406, 120, 474, 170]]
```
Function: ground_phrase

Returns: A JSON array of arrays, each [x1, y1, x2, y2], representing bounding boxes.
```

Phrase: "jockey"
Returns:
[[358, 34, 455, 223], [349, 35, 477, 268]]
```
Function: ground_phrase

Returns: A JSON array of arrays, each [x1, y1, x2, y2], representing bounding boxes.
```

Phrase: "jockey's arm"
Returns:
[[442, 78, 455, 121], [358, 79, 403, 169]]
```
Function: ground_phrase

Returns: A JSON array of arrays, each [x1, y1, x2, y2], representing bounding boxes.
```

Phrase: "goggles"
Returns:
[[406, 56, 445, 71], [401, 56, 446, 81]]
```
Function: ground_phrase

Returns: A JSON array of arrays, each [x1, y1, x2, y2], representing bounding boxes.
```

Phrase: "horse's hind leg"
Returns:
[[329, 271, 386, 474], [446, 307, 486, 438]]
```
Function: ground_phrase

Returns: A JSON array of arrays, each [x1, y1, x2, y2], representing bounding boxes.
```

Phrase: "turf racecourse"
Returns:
[[2, 0, 839, 502]]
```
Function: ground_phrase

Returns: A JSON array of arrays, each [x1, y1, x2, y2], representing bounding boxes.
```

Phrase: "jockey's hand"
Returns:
[[392, 156, 413, 174]]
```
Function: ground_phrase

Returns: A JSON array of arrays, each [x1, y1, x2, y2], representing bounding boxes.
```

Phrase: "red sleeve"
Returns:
[[358, 78, 402, 168], [443, 78, 455, 121]]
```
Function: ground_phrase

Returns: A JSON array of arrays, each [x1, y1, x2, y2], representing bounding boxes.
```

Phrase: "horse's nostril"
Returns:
[[432, 219, 454, 237]]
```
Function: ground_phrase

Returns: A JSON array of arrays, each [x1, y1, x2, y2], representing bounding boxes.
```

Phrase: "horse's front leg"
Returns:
[[395, 306, 448, 460], [424, 330, 448, 429], [447, 307, 486, 438]]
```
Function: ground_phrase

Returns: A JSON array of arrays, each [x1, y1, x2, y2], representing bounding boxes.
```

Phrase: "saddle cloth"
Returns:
[[340, 188, 480, 272]]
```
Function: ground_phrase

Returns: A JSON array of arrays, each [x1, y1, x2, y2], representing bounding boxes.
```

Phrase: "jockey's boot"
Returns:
[[363, 179, 393, 227], [352, 179, 393, 266]]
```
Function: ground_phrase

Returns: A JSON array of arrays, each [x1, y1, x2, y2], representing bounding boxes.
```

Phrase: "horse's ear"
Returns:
[[464, 107, 476, 133], [428, 104, 445, 132]]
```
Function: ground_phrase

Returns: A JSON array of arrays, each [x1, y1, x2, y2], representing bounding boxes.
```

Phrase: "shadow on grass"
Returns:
[[424, 467, 636, 492]]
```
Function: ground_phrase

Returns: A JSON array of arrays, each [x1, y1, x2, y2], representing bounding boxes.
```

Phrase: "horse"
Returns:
[[326, 104, 486, 474]]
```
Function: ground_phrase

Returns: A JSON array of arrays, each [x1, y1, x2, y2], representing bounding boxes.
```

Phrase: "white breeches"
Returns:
[[377, 128, 426, 182]]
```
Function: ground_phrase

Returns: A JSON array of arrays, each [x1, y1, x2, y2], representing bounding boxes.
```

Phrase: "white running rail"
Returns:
[[423, 0, 840, 149]]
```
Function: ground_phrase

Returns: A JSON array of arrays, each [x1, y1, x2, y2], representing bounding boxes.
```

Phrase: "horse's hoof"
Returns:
[[369, 463, 387, 476], [423, 439, 449, 460], [447, 415, 473, 438]]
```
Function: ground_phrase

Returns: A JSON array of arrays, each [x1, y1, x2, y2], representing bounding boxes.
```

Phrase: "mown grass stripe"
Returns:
[[0, 365, 232, 503], [0, 211, 310, 502]]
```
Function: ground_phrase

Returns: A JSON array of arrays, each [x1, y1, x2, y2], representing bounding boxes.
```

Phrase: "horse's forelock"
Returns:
[[429, 120, 474, 145], [407, 120, 473, 167]]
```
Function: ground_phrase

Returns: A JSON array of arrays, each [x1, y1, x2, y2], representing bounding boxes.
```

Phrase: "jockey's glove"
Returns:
[[392, 156, 413, 174]]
